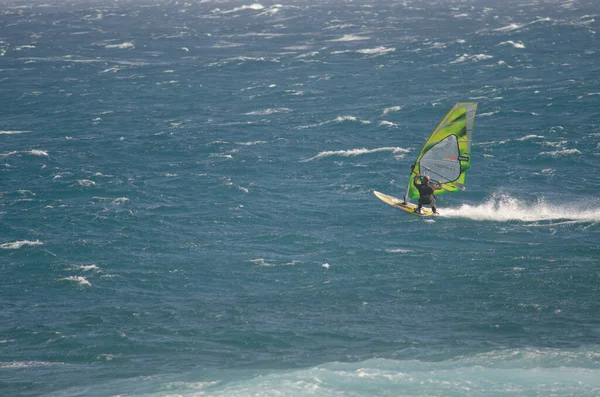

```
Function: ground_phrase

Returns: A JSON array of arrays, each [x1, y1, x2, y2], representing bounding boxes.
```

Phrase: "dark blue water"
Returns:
[[1, 0, 600, 396]]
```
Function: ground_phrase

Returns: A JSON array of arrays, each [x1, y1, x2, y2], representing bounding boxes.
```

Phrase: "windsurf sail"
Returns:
[[404, 102, 478, 202]]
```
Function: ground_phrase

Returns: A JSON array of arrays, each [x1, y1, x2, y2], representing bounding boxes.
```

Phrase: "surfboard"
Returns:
[[373, 191, 435, 217]]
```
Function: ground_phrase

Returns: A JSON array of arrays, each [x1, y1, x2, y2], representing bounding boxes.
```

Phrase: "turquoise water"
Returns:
[[1, 0, 600, 396]]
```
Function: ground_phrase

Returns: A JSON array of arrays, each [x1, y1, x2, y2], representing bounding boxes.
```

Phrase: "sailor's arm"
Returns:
[[413, 174, 421, 187]]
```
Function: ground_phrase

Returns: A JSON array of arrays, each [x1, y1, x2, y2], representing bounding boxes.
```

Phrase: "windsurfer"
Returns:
[[413, 174, 439, 214]]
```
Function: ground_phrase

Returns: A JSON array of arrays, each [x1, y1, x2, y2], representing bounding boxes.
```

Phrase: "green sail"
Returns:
[[406, 102, 478, 200]]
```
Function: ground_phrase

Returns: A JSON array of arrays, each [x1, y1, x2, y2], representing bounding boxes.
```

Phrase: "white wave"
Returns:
[[77, 179, 96, 187], [235, 140, 266, 146], [245, 108, 291, 116], [284, 45, 312, 51], [1, 149, 48, 157], [0, 240, 43, 249], [0, 130, 30, 134], [112, 197, 129, 204], [450, 53, 493, 64], [517, 134, 544, 141], [71, 264, 100, 272], [212, 40, 243, 49], [60, 276, 92, 287], [539, 148, 581, 157], [577, 92, 600, 99], [442, 193, 600, 223], [324, 23, 358, 31], [206, 56, 280, 67], [157, 348, 600, 396], [303, 147, 410, 162], [330, 50, 353, 55], [250, 258, 298, 267], [101, 67, 121, 73], [478, 111, 498, 117], [213, 3, 264, 14], [328, 34, 370, 42], [295, 51, 319, 59], [297, 115, 370, 129], [385, 248, 412, 253], [104, 42, 134, 49], [494, 23, 522, 32], [379, 121, 397, 127], [321, 263, 330, 269], [356, 46, 395, 56], [339, 115, 370, 124], [382, 106, 402, 115], [0, 361, 65, 369], [498, 40, 526, 49], [497, 60, 514, 68]]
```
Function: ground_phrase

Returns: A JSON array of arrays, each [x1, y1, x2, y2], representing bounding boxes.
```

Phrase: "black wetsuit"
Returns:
[[413, 177, 437, 212]]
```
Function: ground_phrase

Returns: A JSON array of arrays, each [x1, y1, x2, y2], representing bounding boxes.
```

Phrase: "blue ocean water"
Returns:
[[1, 0, 600, 395]]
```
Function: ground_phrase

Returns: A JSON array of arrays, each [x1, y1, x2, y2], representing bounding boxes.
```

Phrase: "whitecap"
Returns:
[[0, 361, 65, 369], [450, 53, 493, 64], [329, 34, 370, 42], [257, 4, 285, 16], [385, 249, 412, 253], [215, 3, 265, 14], [497, 40, 526, 49], [245, 108, 291, 116], [206, 56, 280, 68], [517, 135, 544, 141], [295, 51, 319, 59], [235, 141, 266, 146], [0, 130, 30, 134], [72, 264, 100, 272], [104, 42, 134, 49], [494, 23, 522, 32], [539, 149, 581, 157], [60, 276, 92, 287], [356, 46, 395, 56], [112, 197, 129, 204], [335, 115, 370, 124], [0, 240, 43, 249], [303, 147, 410, 162], [382, 106, 402, 115], [330, 50, 353, 55], [1, 150, 48, 157], [77, 179, 96, 187], [379, 121, 397, 127], [250, 258, 298, 267]]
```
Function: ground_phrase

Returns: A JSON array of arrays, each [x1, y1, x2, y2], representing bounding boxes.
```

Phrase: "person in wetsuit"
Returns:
[[413, 174, 439, 214]]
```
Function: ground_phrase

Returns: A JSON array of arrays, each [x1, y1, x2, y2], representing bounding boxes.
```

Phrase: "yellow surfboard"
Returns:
[[373, 191, 435, 217]]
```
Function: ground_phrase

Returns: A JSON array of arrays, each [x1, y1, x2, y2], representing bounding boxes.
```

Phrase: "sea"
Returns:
[[1, 0, 600, 396]]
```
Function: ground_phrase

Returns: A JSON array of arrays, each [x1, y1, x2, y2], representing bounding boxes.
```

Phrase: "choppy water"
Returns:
[[1, 0, 600, 396]]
